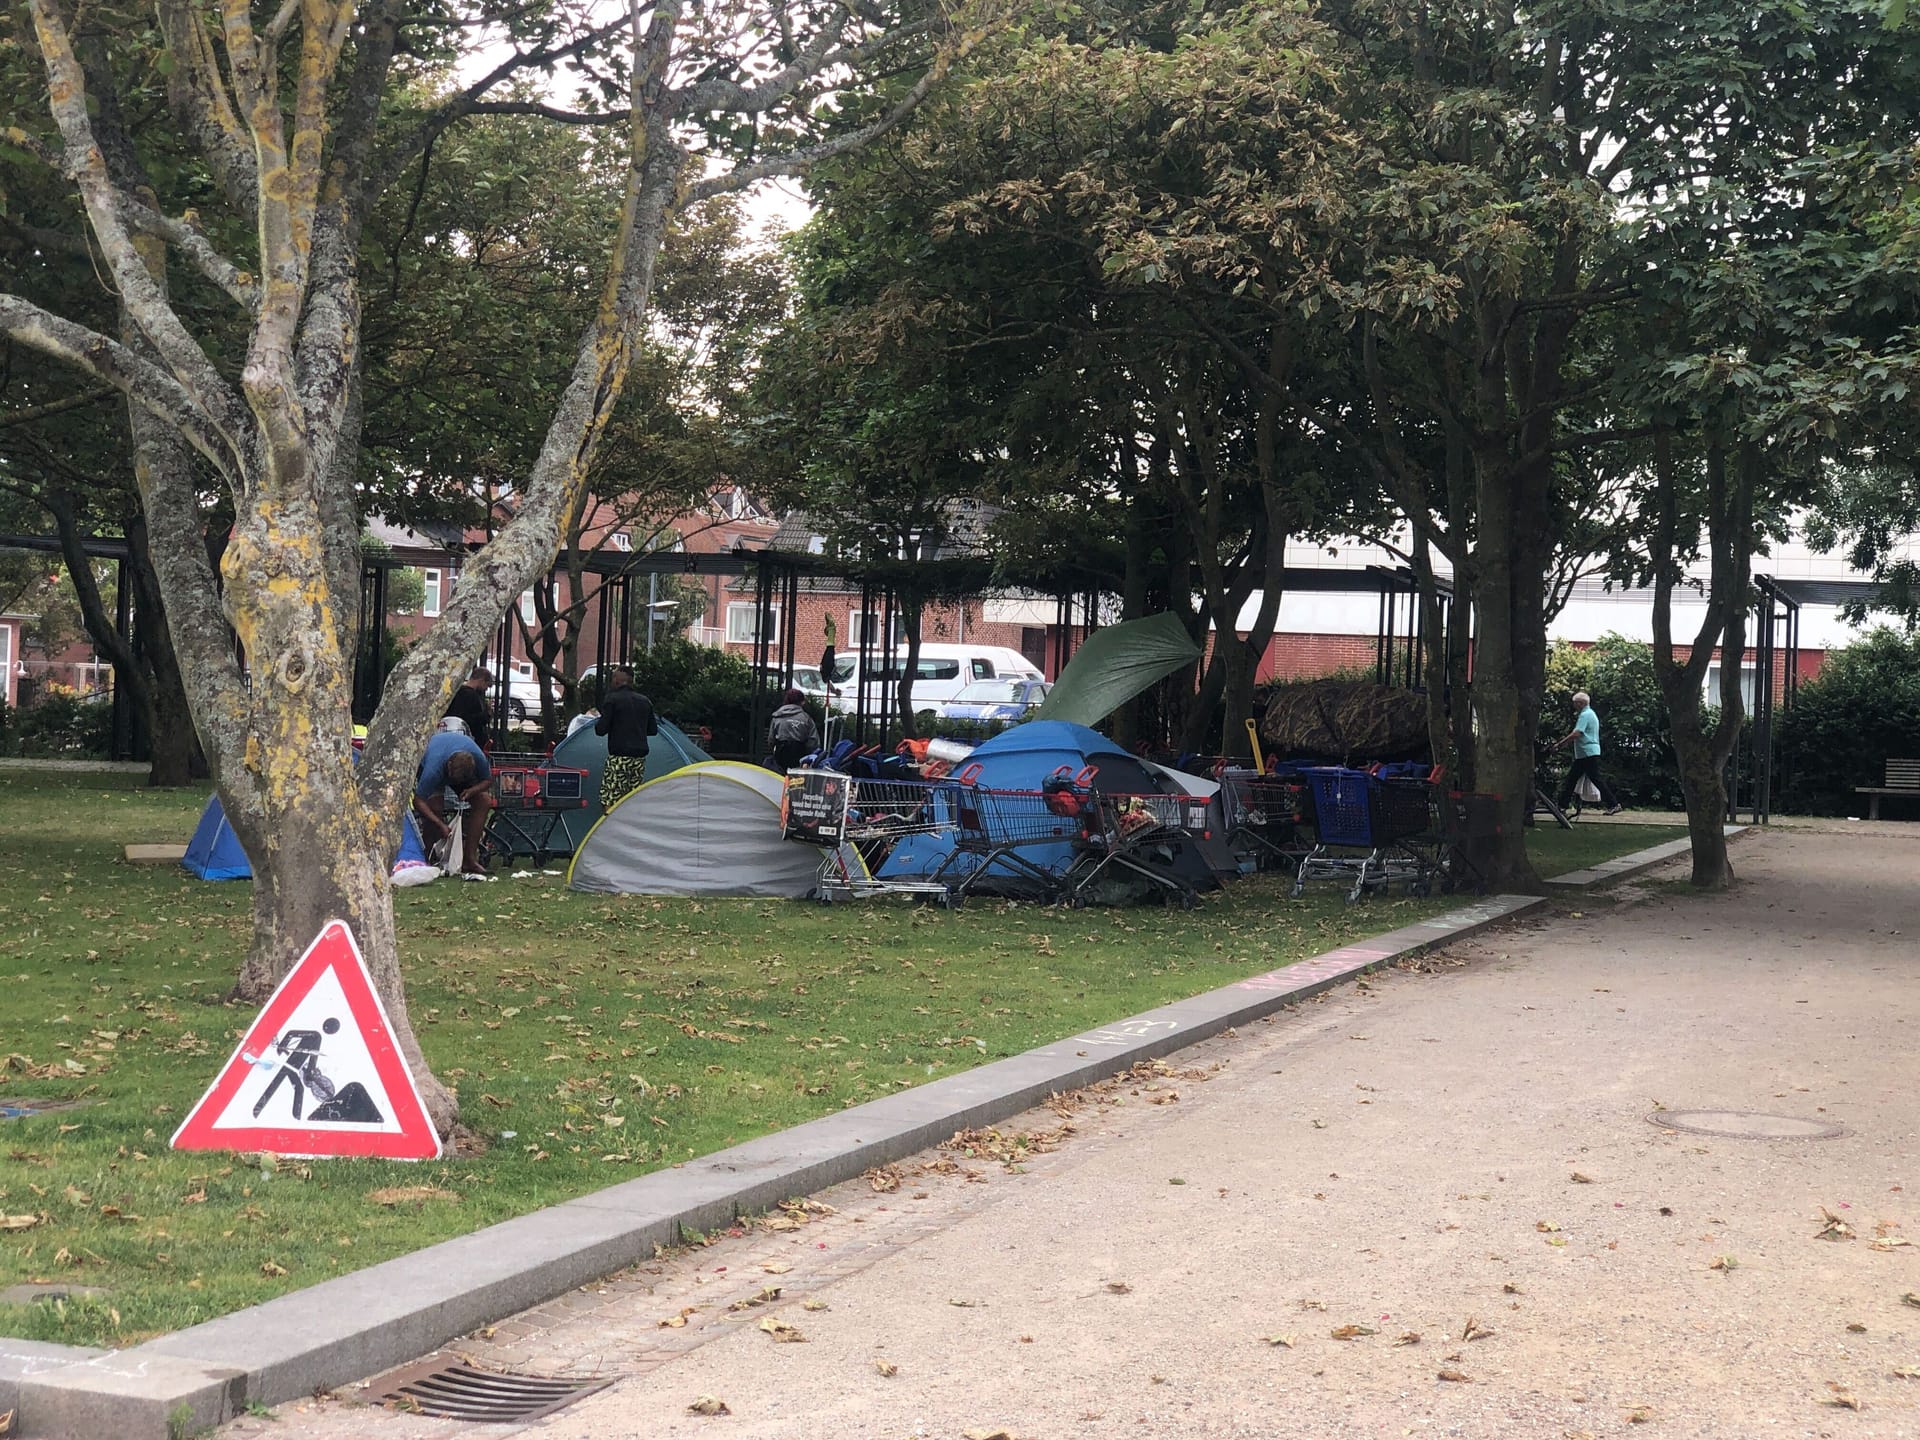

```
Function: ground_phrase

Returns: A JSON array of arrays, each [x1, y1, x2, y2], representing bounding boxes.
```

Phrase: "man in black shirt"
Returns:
[[445, 667, 493, 747], [594, 666, 658, 806]]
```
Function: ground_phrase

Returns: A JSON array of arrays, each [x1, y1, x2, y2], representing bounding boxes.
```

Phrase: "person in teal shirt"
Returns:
[[1553, 691, 1622, 814]]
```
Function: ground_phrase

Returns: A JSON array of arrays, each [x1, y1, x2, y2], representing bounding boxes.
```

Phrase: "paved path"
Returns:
[[227, 826, 1920, 1439]]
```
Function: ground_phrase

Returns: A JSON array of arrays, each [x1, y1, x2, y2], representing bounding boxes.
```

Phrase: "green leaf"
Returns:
[[1884, 0, 1908, 29]]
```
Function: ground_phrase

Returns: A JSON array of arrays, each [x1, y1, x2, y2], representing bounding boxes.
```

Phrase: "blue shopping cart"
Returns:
[[1291, 767, 1437, 903]]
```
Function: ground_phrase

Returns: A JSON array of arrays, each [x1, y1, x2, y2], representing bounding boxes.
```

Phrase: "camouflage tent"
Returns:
[[1258, 680, 1429, 763]]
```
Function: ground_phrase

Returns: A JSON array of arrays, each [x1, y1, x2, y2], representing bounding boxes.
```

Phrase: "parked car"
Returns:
[[935, 678, 1051, 726], [755, 664, 834, 703], [504, 663, 561, 724], [828, 644, 1044, 713]]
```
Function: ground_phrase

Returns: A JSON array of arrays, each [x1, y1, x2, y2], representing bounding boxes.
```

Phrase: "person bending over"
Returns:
[[414, 729, 494, 875]]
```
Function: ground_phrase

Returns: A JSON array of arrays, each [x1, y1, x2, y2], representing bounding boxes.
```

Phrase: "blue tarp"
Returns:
[[183, 793, 428, 881], [879, 720, 1175, 887]]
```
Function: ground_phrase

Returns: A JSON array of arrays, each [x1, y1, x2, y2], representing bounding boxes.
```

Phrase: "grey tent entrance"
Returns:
[[545, 716, 712, 857], [568, 761, 837, 897]]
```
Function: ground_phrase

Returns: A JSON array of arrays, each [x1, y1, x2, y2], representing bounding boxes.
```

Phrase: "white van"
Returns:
[[828, 644, 1043, 713]]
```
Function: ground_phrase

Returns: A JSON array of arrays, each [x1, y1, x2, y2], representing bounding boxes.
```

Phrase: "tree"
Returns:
[[1, 0, 967, 1134]]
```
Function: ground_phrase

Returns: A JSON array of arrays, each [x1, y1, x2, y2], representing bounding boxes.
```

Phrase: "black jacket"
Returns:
[[595, 685, 658, 757], [445, 684, 491, 744]]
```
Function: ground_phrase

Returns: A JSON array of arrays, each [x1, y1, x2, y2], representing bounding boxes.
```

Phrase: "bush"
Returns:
[[1537, 634, 1685, 810], [1777, 627, 1920, 816], [9, 692, 114, 759], [629, 639, 754, 753]]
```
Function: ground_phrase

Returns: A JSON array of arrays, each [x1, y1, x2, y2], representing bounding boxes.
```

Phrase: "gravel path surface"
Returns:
[[223, 825, 1920, 1440]]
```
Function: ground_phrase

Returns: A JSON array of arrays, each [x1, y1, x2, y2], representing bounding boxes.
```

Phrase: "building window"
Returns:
[[848, 611, 905, 648], [0, 622, 11, 705], [519, 588, 536, 624], [422, 568, 440, 618], [726, 603, 779, 645], [611, 531, 632, 552], [1703, 661, 1758, 712]]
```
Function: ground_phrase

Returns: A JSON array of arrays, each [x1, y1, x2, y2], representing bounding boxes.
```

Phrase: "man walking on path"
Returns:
[[595, 666, 658, 807], [1553, 690, 1622, 814]]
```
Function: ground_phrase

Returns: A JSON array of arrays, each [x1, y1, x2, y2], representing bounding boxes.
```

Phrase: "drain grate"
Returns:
[[374, 1361, 611, 1422]]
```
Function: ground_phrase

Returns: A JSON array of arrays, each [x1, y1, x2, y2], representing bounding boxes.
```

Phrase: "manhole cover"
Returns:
[[374, 1361, 611, 1422], [1648, 1109, 1846, 1140]]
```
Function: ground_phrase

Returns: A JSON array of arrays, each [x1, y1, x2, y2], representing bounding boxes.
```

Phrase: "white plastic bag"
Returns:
[[1576, 776, 1602, 804]]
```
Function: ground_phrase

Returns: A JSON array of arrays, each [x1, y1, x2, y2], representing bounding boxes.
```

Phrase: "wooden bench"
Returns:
[[1855, 759, 1920, 819]]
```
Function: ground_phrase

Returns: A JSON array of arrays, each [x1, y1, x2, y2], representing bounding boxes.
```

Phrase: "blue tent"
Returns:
[[879, 721, 1177, 890], [183, 794, 428, 881]]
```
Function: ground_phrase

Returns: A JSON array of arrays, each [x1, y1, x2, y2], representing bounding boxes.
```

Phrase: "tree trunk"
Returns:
[[128, 512, 207, 785], [1672, 717, 1733, 887]]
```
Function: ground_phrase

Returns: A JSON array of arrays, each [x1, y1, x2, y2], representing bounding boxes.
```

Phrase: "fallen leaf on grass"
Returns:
[[1709, 1255, 1739, 1272], [1436, 1369, 1470, 1383], [659, 1306, 700, 1329], [1462, 1316, 1494, 1342], [874, 1360, 898, 1377], [865, 1165, 901, 1193], [1824, 1382, 1861, 1410], [1817, 1207, 1856, 1241], [1330, 1324, 1377, 1340], [1262, 1333, 1297, 1348], [0, 1216, 40, 1232], [758, 1317, 807, 1343], [366, 1186, 459, 1207], [260, 1260, 288, 1277], [802, 1299, 829, 1312], [686, 1396, 730, 1416], [1394, 1332, 1422, 1346]]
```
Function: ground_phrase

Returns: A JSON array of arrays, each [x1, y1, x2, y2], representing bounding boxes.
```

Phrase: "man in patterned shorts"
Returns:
[[594, 665, 657, 807]]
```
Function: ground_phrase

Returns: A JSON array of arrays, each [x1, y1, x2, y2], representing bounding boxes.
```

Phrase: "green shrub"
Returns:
[[9, 692, 114, 759], [630, 639, 754, 753], [1777, 627, 1920, 816]]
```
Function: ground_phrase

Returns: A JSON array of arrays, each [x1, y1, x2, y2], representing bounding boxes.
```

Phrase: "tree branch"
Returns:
[[0, 386, 118, 428], [0, 293, 234, 474]]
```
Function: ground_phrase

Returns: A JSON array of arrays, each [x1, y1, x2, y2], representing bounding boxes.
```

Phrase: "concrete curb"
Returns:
[[1542, 824, 1747, 889], [9, 893, 1545, 1440]]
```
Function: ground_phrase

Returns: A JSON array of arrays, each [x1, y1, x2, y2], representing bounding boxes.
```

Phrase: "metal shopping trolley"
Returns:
[[1215, 767, 1305, 871], [1065, 790, 1211, 908], [929, 766, 1095, 902], [781, 769, 955, 902], [479, 764, 589, 870], [1291, 767, 1437, 902]]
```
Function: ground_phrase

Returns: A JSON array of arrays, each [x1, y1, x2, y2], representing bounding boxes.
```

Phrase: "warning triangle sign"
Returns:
[[172, 920, 441, 1160]]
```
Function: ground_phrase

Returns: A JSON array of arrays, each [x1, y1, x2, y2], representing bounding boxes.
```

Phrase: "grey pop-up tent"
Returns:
[[1034, 612, 1202, 728], [568, 761, 834, 897]]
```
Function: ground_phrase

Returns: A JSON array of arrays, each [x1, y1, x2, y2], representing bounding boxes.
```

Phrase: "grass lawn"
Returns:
[[1526, 820, 1688, 877], [0, 770, 1676, 1348]]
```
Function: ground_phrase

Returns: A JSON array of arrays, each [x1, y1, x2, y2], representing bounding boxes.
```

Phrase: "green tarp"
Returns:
[[1034, 613, 1202, 728]]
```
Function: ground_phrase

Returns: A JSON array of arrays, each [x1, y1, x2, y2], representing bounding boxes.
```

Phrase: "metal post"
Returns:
[[647, 571, 657, 653]]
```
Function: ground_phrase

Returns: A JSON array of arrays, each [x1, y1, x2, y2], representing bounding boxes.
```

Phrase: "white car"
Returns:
[[504, 664, 561, 724], [934, 678, 1051, 727]]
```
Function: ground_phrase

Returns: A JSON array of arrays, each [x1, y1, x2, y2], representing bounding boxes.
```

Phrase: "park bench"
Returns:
[[1855, 759, 1920, 819]]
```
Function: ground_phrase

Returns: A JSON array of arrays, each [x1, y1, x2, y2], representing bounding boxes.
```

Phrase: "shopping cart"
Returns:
[[1215, 767, 1305, 871], [1065, 791, 1211, 908], [930, 768, 1095, 902], [479, 764, 589, 870], [781, 769, 955, 902], [1291, 767, 1437, 902]]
